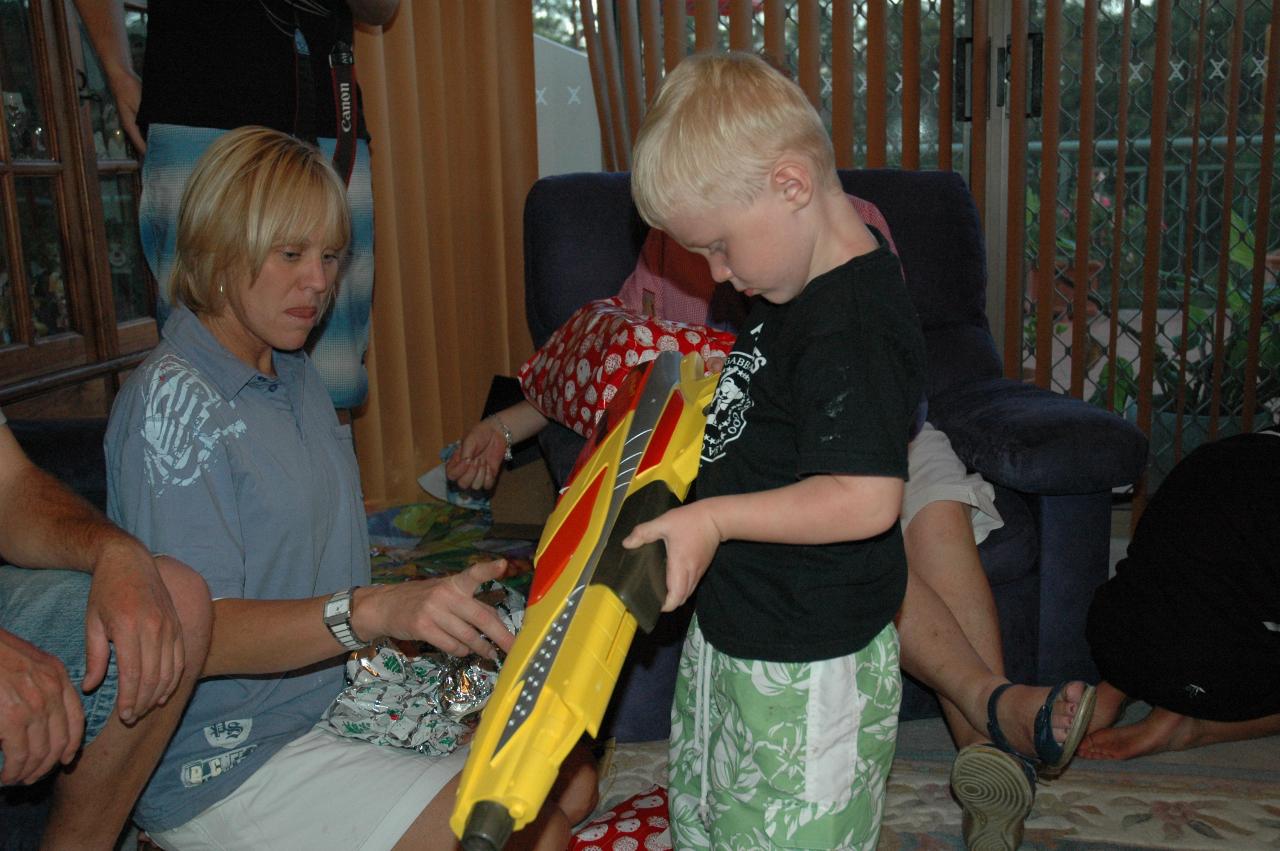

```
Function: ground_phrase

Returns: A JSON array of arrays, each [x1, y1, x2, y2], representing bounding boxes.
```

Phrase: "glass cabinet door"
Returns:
[[0, 0, 93, 382], [0, 0, 154, 394]]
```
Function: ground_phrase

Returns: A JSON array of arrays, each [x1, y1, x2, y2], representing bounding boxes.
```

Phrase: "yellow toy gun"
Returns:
[[451, 350, 717, 850]]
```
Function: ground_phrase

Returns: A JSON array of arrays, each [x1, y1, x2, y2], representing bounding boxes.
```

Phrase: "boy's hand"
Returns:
[[622, 503, 723, 611]]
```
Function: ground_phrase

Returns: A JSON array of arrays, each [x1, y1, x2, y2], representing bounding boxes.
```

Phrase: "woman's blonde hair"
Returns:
[[631, 51, 837, 231], [169, 126, 350, 314]]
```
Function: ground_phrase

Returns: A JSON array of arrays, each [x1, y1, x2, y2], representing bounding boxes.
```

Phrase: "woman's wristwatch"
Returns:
[[323, 587, 368, 651]]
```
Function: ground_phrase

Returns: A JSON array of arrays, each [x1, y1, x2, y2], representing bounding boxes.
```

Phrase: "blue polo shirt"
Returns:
[[106, 305, 371, 832]]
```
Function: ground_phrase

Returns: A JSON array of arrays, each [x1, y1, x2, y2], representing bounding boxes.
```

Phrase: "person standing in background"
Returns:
[[75, 0, 399, 409]]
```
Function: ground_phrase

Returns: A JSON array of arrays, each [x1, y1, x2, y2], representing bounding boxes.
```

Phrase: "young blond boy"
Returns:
[[621, 52, 927, 849]]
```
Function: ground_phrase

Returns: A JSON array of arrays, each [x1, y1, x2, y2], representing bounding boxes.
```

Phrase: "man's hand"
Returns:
[[622, 502, 723, 611], [0, 628, 83, 785], [105, 67, 145, 155], [83, 547, 183, 724], [68, 0, 146, 154], [354, 560, 516, 658]]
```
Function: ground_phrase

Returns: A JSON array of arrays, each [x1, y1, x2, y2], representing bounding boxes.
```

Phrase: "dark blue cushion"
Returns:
[[923, 324, 1002, 399], [977, 484, 1038, 587], [523, 169, 994, 351], [928, 378, 1149, 493], [523, 172, 649, 347], [836, 170, 989, 335]]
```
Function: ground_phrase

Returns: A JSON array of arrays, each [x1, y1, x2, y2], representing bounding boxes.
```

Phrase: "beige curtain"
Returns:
[[353, 2, 538, 507]]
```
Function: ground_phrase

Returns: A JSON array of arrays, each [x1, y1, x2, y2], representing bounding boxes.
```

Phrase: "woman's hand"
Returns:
[[354, 560, 516, 658], [444, 419, 509, 492]]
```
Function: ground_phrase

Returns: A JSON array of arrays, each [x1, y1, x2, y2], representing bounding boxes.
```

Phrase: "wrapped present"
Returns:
[[323, 582, 524, 756], [571, 785, 671, 851], [518, 297, 735, 437]]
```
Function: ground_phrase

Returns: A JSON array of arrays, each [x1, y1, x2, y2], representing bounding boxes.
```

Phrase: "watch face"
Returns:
[[325, 592, 350, 623]]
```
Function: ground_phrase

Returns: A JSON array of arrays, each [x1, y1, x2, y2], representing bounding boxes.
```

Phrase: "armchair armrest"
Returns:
[[928, 378, 1148, 494]]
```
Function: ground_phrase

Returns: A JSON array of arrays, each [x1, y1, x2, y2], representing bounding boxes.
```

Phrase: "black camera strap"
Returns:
[[290, 9, 357, 187], [328, 40, 358, 186]]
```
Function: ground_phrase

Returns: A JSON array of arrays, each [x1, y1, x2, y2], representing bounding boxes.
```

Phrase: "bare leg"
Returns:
[[899, 501, 1084, 753], [1084, 680, 1129, 735], [1080, 703, 1280, 761], [393, 741, 598, 850], [547, 740, 600, 826], [41, 560, 212, 850], [903, 501, 1005, 748]]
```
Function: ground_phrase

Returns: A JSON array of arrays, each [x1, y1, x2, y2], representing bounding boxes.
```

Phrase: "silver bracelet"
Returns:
[[491, 415, 514, 462]]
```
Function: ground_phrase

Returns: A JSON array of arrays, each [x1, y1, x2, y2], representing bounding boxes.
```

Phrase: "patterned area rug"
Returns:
[[596, 721, 1280, 850], [881, 745, 1280, 849]]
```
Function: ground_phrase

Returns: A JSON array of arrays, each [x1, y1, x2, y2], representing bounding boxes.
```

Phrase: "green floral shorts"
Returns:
[[667, 617, 900, 850]]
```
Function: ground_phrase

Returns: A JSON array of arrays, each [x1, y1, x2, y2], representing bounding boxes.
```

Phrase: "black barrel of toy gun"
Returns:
[[461, 800, 514, 851]]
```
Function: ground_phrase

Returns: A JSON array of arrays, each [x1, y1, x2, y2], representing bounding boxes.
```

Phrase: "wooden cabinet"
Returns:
[[0, 0, 150, 414]]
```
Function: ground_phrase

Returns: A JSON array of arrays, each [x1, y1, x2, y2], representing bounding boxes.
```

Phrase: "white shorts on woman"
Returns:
[[902, 422, 1003, 545], [148, 727, 468, 850]]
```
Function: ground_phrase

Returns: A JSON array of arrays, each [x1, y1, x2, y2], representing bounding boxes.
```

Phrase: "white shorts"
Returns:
[[148, 726, 469, 851], [902, 422, 1004, 546]]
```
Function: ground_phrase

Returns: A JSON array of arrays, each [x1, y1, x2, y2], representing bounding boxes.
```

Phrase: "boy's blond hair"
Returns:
[[170, 126, 350, 315], [631, 51, 838, 231]]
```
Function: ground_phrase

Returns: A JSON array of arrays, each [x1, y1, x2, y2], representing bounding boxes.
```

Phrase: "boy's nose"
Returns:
[[708, 258, 733, 283]]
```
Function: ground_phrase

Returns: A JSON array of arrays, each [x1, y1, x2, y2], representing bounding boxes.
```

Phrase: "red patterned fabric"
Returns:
[[570, 785, 671, 851], [518, 298, 736, 437]]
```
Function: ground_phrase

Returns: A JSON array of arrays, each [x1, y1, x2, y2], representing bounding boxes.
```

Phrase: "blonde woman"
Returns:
[[105, 126, 594, 850]]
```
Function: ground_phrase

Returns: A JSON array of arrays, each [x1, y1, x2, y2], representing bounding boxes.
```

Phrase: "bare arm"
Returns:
[[697, 474, 902, 545], [0, 426, 129, 571], [70, 0, 145, 154], [445, 401, 550, 491], [202, 560, 516, 677], [623, 473, 904, 610], [347, 0, 399, 26], [0, 425, 184, 724]]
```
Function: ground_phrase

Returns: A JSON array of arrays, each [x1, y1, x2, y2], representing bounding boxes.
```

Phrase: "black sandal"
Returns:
[[986, 681, 1097, 774]]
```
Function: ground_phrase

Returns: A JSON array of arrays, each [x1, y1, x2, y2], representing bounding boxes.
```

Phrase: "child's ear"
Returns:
[[771, 159, 813, 210]]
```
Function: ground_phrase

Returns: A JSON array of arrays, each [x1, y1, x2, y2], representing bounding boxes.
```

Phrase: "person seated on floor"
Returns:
[[104, 125, 596, 850], [0, 413, 212, 848], [1081, 424, 1280, 761], [449, 183, 1093, 849]]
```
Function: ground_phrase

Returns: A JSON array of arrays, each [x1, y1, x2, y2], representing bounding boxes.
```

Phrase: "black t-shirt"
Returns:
[[137, 0, 369, 141], [694, 233, 926, 663]]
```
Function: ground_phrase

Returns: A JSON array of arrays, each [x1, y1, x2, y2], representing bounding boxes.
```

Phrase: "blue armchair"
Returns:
[[522, 169, 1148, 740]]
